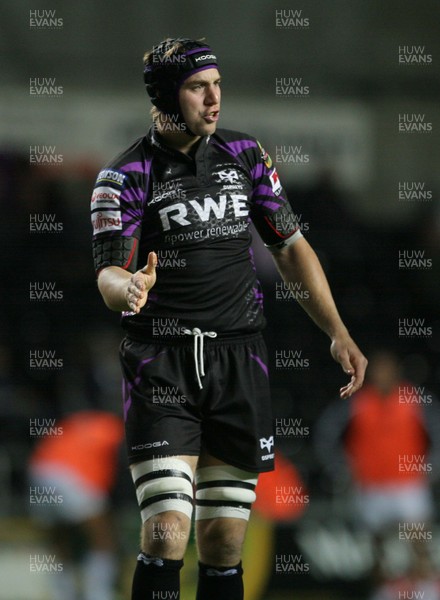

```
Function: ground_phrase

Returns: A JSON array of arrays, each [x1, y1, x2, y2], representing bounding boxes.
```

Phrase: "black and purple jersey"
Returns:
[[91, 127, 301, 338]]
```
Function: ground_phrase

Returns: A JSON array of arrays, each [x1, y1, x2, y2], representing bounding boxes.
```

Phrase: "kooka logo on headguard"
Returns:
[[260, 436, 274, 452]]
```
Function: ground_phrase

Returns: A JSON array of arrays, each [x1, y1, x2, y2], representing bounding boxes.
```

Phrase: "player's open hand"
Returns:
[[126, 251, 157, 313], [330, 335, 368, 399]]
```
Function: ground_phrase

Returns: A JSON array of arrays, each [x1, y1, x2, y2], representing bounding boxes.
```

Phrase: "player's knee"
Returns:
[[195, 465, 258, 564], [197, 518, 247, 564], [141, 511, 191, 556]]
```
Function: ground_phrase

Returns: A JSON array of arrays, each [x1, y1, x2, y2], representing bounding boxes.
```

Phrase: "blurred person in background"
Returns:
[[315, 349, 440, 598], [248, 451, 309, 600], [29, 410, 125, 600], [92, 37, 367, 600]]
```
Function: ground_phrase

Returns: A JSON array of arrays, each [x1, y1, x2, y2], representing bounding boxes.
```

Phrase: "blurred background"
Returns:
[[1, 0, 439, 598]]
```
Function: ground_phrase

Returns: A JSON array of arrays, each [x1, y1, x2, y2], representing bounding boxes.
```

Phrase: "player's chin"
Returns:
[[192, 121, 218, 137]]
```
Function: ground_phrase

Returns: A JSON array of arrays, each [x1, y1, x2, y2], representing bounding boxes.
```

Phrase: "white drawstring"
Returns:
[[183, 327, 217, 389]]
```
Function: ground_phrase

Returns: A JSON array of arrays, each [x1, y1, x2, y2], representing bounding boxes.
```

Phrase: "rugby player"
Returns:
[[91, 37, 367, 600]]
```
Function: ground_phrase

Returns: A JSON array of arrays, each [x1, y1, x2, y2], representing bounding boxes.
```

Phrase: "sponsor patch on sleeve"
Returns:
[[96, 168, 126, 187], [91, 210, 122, 235], [91, 186, 121, 210], [269, 168, 282, 196]]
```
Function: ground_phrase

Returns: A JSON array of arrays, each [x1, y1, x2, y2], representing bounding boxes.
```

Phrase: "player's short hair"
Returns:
[[144, 38, 187, 122]]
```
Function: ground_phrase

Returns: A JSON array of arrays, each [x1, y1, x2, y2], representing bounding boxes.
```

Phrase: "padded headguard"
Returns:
[[143, 38, 218, 131]]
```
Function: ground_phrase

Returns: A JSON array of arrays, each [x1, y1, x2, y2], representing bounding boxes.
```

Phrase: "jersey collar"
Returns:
[[148, 126, 210, 161]]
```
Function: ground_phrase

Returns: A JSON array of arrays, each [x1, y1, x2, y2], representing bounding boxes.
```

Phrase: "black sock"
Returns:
[[131, 552, 183, 600], [196, 561, 244, 600]]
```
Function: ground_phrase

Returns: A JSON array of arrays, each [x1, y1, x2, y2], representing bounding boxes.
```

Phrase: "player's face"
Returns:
[[179, 68, 221, 137]]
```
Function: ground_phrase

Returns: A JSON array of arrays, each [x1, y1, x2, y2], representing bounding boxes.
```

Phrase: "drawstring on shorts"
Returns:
[[183, 327, 217, 389]]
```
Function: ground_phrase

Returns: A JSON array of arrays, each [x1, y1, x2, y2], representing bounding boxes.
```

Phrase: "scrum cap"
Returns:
[[143, 38, 218, 124]]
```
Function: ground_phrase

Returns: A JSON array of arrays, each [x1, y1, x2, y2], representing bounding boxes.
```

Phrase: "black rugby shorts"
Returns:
[[120, 333, 275, 472]]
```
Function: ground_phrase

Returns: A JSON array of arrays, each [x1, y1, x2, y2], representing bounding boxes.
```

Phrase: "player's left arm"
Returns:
[[272, 236, 368, 399]]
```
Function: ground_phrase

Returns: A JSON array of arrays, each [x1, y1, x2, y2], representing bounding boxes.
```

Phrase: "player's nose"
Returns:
[[204, 84, 220, 106]]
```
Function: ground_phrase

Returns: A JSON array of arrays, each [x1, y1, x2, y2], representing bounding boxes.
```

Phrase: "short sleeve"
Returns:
[[249, 141, 302, 251], [91, 162, 148, 274]]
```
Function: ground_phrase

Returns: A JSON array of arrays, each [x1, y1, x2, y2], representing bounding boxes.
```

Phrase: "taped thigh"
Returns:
[[195, 465, 258, 521], [131, 457, 194, 522]]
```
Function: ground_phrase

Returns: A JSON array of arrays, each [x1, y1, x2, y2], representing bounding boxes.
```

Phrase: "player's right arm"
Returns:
[[98, 253, 157, 313], [90, 158, 153, 313]]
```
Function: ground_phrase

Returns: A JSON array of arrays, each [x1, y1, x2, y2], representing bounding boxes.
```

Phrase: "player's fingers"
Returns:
[[128, 282, 142, 298], [336, 348, 354, 375], [126, 288, 140, 312], [339, 381, 353, 399], [140, 251, 158, 276], [133, 253, 156, 291], [340, 377, 358, 398], [133, 274, 146, 292], [340, 370, 362, 397], [339, 354, 368, 398], [351, 355, 367, 390]]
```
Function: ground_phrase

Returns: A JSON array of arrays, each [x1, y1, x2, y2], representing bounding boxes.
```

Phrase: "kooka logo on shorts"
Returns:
[[215, 169, 240, 184], [131, 440, 170, 451], [260, 436, 275, 461]]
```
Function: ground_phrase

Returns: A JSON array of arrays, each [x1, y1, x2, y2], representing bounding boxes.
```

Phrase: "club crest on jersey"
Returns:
[[215, 168, 240, 184], [269, 168, 282, 196]]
